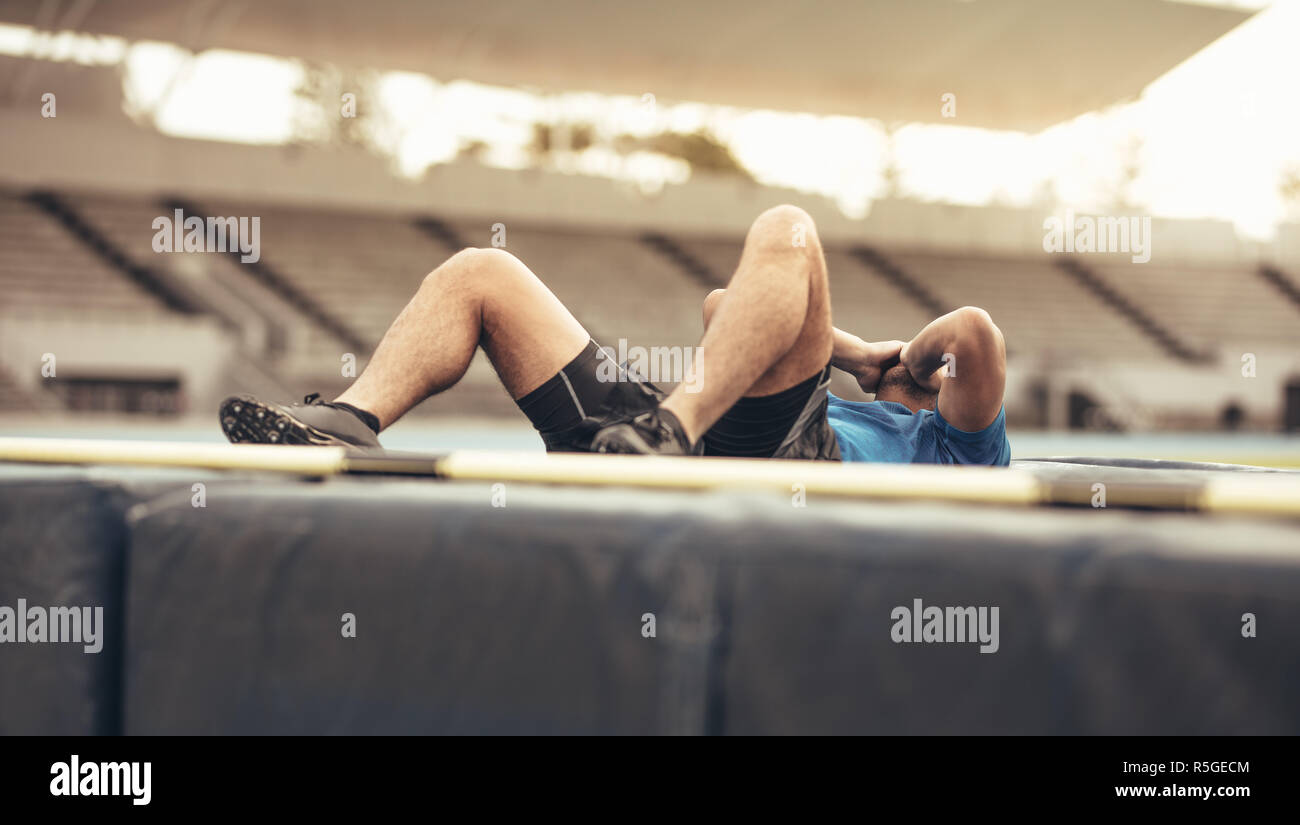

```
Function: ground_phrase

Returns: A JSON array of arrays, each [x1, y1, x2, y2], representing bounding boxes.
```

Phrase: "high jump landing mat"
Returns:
[[1, 440, 1297, 735]]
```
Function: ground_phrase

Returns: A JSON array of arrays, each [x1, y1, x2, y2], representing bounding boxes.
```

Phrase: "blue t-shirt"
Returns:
[[826, 393, 1011, 465]]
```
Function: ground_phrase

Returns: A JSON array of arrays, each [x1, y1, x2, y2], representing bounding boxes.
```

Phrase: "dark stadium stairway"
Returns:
[[412, 215, 470, 254], [413, 215, 624, 351], [640, 233, 728, 289], [848, 245, 949, 318], [166, 198, 371, 355], [1053, 257, 1207, 363], [843, 244, 1031, 361], [23, 191, 203, 316], [1257, 264, 1300, 315], [21, 191, 318, 403]]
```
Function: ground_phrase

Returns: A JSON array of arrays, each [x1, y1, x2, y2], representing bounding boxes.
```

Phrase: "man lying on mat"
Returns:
[[219, 205, 1010, 465]]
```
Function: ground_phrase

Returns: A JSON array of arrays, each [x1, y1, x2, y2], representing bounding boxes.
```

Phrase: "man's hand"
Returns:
[[832, 330, 906, 394], [852, 339, 906, 394]]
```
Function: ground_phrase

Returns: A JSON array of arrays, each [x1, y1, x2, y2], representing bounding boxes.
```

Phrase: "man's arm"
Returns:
[[901, 306, 1006, 431], [832, 327, 905, 394]]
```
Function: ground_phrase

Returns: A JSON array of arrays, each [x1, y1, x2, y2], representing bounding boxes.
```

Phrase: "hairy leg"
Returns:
[[661, 204, 834, 441], [334, 248, 590, 430]]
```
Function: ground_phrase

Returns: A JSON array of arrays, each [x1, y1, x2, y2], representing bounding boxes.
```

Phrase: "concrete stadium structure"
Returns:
[[0, 1, 1296, 432]]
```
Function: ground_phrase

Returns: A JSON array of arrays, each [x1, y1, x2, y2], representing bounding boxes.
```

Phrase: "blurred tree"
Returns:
[[570, 124, 595, 153], [529, 122, 596, 156], [532, 118, 753, 180], [530, 122, 553, 156], [291, 62, 394, 159], [457, 139, 490, 163], [615, 128, 752, 179]]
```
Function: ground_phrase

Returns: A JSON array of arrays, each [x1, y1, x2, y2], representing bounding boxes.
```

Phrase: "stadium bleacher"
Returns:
[[2, 188, 1298, 426], [888, 250, 1172, 364], [211, 201, 439, 348], [0, 194, 167, 317], [78, 194, 350, 363], [1091, 261, 1300, 353], [455, 222, 711, 350]]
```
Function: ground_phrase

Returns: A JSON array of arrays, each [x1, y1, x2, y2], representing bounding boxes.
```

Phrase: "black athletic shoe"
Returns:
[[590, 407, 700, 456], [219, 393, 381, 448]]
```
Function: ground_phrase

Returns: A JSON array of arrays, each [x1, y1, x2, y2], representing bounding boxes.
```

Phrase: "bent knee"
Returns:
[[426, 247, 525, 289], [757, 203, 814, 227], [747, 204, 820, 253], [449, 246, 520, 272]]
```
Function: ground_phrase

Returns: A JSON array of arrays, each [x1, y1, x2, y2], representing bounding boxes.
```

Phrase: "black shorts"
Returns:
[[516, 340, 841, 461]]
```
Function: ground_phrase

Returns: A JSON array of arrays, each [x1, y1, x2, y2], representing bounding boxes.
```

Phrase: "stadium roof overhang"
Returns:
[[0, 0, 1256, 131]]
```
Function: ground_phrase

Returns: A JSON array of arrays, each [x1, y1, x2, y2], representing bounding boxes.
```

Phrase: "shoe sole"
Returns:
[[218, 395, 349, 447], [591, 423, 658, 455]]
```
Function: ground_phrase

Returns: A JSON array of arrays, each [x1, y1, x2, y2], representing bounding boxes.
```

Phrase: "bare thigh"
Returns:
[[701, 262, 833, 398]]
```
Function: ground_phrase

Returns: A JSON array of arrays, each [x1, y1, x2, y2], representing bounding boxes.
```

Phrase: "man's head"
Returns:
[[874, 364, 937, 413]]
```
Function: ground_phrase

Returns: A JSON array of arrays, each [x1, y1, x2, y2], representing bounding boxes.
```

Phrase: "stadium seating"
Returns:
[[1091, 261, 1299, 353], [0, 194, 166, 316], [4, 188, 1298, 424], [453, 221, 711, 349], [76, 194, 351, 367], [889, 250, 1171, 363], [205, 201, 441, 349]]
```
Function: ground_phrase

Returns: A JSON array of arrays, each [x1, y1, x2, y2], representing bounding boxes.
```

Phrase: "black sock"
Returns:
[[516, 340, 613, 433], [332, 402, 381, 434]]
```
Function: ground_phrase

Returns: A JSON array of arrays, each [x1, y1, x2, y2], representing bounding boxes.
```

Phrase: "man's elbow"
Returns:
[[954, 306, 1005, 360]]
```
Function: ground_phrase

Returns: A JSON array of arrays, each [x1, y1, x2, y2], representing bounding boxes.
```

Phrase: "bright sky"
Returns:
[[0, 0, 1296, 238]]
